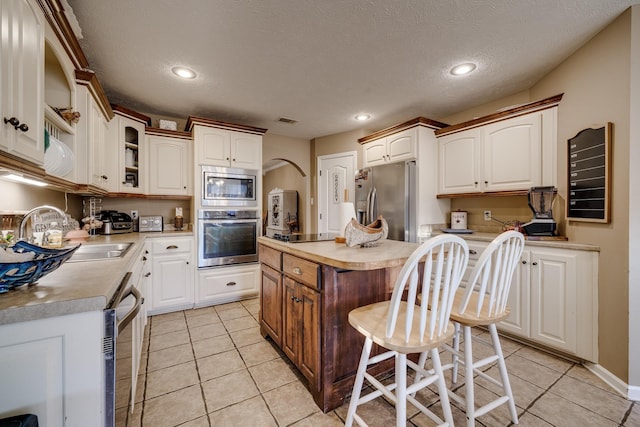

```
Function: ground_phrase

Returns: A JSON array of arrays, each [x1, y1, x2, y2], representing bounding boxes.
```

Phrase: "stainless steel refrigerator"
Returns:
[[354, 161, 417, 242]]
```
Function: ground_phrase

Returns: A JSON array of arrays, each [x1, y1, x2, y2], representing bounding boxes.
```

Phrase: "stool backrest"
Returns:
[[459, 230, 525, 317], [386, 234, 469, 343]]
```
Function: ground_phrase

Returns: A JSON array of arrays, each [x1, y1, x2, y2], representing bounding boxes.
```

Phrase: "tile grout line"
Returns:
[[187, 309, 214, 427]]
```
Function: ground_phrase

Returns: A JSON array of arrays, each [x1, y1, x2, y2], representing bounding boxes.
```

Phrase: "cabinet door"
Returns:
[[282, 276, 299, 363], [199, 127, 231, 166], [117, 117, 146, 193], [231, 132, 261, 169], [151, 254, 194, 312], [297, 283, 320, 387], [362, 139, 388, 167], [0, 0, 44, 165], [386, 128, 416, 163], [437, 130, 481, 194], [529, 248, 577, 354], [260, 264, 282, 346], [148, 135, 190, 195], [88, 99, 112, 189], [483, 113, 541, 191], [499, 250, 531, 338]]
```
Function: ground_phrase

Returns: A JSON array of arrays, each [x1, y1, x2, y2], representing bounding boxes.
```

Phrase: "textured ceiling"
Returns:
[[66, 0, 638, 139]]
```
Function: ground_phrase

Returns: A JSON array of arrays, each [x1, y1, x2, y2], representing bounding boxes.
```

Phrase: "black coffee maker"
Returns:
[[522, 186, 557, 236]]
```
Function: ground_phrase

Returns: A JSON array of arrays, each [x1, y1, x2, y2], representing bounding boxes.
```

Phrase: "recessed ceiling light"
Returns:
[[171, 66, 197, 79], [355, 114, 371, 121], [450, 63, 477, 76]]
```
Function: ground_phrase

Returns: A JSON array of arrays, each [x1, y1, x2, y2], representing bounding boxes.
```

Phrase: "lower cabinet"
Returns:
[[282, 275, 320, 388], [260, 263, 282, 346], [196, 263, 259, 307], [0, 311, 104, 426], [466, 240, 598, 362], [147, 237, 194, 315]]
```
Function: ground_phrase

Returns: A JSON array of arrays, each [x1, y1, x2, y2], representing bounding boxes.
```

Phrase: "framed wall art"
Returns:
[[566, 123, 612, 223]]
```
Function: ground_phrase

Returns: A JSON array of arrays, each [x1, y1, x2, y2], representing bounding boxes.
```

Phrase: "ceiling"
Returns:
[[65, 0, 639, 140]]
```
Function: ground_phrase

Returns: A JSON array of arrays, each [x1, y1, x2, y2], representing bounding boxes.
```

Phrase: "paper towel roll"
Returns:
[[339, 202, 357, 237]]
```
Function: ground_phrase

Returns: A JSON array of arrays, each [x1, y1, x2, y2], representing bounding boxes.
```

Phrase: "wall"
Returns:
[[95, 198, 192, 230], [442, 9, 634, 385], [0, 180, 84, 231], [262, 133, 310, 231]]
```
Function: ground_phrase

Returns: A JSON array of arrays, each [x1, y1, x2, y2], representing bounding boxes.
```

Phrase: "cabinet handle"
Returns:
[[474, 181, 478, 185], [521, 260, 527, 264], [226, 281, 237, 286], [291, 295, 295, 301], [484, 180, 488, 185], [186, 261, 189, 265], [145, 250, 149, 254], [469, 250, 477, 255], [183, 186, 187, 189], [166, 245, 179, 250], [101, 175, 108, 180], [532, 262, 538, 266], [144, 272, 151, 277], [4, 117, 19, 127], [232, 158, 236, 162], [17, 123, 28, 132], [142, 256, 147, 261], [293, 267, 303, 275], [226, 157, 230, 160]]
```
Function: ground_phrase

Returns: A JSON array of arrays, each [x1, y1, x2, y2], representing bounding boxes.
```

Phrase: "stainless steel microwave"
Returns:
[[201, 166, 258, 207]]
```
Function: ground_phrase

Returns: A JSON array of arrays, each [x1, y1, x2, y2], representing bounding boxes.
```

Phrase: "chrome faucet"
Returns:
[[18, 205, 68, 241]]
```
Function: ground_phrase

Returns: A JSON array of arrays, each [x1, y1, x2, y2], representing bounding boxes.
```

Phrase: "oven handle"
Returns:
[[116, 286, 142, 335]]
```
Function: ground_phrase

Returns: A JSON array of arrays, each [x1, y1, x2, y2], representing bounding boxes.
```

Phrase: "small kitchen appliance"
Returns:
[[139, 215, 163, 232], [98, 210, 133, 235], [522, 186, 557, 236]]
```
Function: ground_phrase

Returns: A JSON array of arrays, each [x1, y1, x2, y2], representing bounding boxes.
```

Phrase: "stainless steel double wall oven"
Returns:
[[198, 166, 260, 268]]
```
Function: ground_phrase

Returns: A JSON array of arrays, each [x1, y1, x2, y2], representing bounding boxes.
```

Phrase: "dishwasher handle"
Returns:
[[117, 286, 142, 335]]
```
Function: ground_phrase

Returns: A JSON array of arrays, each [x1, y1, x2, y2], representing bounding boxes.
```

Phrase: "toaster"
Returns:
[[139, 215, 163, 232]]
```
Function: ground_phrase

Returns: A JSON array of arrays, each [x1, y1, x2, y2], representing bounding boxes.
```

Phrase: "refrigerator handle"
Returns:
[[368, 187, 377, 224]]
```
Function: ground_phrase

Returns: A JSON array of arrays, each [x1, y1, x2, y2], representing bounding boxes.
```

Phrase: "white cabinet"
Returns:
[[362, 127, 416, 167], [147, 237, 194, 314], [0, 311, 104, 426], [87, 95, 113, 190], [196, 263, 259, 306], [465, 240, 598, 362], [0, 0, 44, 165], [195, 126, 261, 169], [147, 133, 192, 195], [437, 108, 557, 195], [108, 111, 147, 194]]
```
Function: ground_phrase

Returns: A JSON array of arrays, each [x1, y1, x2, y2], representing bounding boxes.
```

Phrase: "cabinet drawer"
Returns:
[[283, 254, 319, 290], [151, 238, 192, 255], [259, 245, 282, 271], [199, 268, 257, 294]]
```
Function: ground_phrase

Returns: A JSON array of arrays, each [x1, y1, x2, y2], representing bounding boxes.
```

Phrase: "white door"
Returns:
[[317, 152, 357, 234]]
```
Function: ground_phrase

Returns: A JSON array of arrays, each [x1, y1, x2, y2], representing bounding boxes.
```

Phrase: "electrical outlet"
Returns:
[[484, 210, 492, 221], [130, 210, 139, 220]]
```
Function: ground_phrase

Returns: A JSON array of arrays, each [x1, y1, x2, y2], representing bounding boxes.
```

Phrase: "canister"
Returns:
[[451, 210, 468, 230]]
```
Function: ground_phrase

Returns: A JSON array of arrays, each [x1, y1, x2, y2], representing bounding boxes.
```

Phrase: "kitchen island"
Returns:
[[257, 236, 420, 412]]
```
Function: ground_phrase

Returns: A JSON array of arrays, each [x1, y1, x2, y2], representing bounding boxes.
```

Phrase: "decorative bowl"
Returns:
[[0, 241, 81, 293]]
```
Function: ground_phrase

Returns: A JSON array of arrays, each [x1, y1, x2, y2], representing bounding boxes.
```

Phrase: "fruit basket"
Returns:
[[0, 241, 81, 293]]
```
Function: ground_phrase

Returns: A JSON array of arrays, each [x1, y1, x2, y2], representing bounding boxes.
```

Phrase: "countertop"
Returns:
[[258, 236, 420, 270], [258, 231, 599, 272], [0, 230, 193, 326]]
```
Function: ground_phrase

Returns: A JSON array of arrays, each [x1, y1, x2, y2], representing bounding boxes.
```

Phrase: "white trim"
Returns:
[[584, 362, 638, 401], [262, 160, 289, 174]]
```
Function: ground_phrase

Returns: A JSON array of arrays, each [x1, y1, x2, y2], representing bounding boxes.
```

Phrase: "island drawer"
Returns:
[[283, 254, 320, 290], [259, 245, 282, 270]]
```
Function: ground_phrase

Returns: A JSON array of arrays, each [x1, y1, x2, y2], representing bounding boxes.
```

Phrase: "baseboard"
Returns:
[[584, 362, 639, 401]]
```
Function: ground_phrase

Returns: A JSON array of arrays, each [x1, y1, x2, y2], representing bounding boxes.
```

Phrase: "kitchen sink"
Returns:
[[67, 242, 134, 262]]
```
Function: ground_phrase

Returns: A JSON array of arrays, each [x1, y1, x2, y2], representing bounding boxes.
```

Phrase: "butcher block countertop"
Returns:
[[258, 236, 420, 270], [0, 231, 193, 326]]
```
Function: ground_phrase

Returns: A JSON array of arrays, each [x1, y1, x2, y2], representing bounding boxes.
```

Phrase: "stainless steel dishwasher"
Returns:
[[103, 272, 143, 427]]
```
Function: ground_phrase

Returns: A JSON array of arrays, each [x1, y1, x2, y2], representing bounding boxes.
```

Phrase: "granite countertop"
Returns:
[[0, 230, 193, 326], [258, 236, 420, 270]]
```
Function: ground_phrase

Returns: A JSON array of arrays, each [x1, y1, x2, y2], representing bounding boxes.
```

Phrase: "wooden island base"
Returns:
[[258, 237, 419, 412]]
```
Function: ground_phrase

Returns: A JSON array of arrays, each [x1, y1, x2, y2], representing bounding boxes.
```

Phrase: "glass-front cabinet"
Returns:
[[110, 106, 149, 194]]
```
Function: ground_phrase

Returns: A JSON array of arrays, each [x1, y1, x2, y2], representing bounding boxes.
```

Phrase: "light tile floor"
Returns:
[[117, 298, 639, 427]]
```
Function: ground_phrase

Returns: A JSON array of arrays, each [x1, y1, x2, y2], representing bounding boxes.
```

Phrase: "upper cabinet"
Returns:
[[187, 116, 267, 171], [436, 94, 562, 197], [109, 106, 150, 194], [0, 0, 44, 165], [147, 129, 192, 196], [362, 128, 417, 167]]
